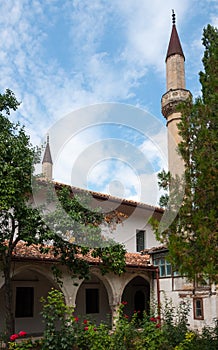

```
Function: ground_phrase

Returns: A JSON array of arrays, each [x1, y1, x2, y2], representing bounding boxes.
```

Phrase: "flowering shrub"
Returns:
[[9, 331, 37, 350], [174, 331, 197, 350], [76, 323, 111, 350], [5, 290, 218, 350], [110, 302, 139, 350], [10, 334, 19, 341], [8, 338, 42, 350], [10, 331, 27, 341]]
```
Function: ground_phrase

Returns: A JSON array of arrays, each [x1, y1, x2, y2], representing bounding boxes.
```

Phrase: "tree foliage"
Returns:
[[38, 185, 126, 280], [157, 25, 218, 283], [0, 89, 126, 340]]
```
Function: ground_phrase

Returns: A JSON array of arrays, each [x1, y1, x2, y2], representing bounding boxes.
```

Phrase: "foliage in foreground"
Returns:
[[5, 289, 218, 350]]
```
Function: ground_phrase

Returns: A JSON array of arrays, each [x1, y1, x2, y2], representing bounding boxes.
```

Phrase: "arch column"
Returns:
[[60, 274, 82, 308], [0, 275, 4, 289], [109, 294, 121, 327]]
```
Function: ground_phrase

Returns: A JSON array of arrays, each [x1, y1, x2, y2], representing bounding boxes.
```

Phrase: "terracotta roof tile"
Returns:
[[12, 242, 150, 268], [148, 245, 168, 254], [38, 179, 164, 214], [13, 242, 56, 261]]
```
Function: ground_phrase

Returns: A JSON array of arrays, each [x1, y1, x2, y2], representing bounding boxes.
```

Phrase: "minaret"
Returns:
[[42, 135, 53, 180], [161, 10, 191, 177]]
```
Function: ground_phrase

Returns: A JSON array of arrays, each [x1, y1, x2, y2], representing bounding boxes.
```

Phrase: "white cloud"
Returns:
[[140, 127, 168, 172], [36, 105, 166, 206], [1, 0, 217, 206], [114, 0, 190, 69]]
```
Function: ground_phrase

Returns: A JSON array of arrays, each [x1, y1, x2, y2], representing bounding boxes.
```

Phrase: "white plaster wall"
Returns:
[[153, 278, 218, 329], [33, 187, 161, 253], [13, 277, 54, 333], [111, 207, 160, 252]]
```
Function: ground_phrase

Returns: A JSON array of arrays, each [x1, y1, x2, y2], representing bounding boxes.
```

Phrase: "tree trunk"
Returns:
[[3, 252, 15, 343]]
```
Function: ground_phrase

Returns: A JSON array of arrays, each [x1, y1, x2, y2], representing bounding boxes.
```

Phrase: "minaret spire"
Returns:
[[42, 134, 53, 180], [165, 10, 185, 67], [161, 12, 191, 177]]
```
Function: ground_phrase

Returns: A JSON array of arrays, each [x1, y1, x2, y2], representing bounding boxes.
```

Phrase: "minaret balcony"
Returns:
[[161, 88, 192, 119]]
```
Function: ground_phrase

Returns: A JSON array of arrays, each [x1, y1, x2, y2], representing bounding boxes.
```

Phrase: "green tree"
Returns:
[[156, 25, 218, 283], [0, 89, 126, 343], [0, 89, 46, 340]]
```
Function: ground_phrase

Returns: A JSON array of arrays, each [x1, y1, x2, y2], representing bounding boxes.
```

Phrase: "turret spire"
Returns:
[[42, 134, 53, 180], [42, 134, 53, 165], [166, 10, 184, 62]]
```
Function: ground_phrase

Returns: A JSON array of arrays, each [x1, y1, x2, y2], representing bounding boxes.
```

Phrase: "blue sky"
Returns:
[[1, 0, 217, 206]]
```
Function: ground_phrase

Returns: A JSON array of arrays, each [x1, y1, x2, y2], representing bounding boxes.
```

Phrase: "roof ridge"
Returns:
[[51, 180, 164, 213]]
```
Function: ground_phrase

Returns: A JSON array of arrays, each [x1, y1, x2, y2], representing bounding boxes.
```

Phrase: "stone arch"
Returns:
[[74, 269, 112, 325], [121, 272, 150, 292], [0, 262, 62, 334], [121, 275, 150, 319], [89, 267, 115, 306], [11, 263, 59, 286]]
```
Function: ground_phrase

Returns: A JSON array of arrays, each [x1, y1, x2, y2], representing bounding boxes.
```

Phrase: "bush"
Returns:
[[6, 290, 218, 350], [75, 322, 111, 350], [40, 288, 76, 350], [8, 339, 42, 350], [110, 304, 138, 349], [161, 297, 190, 347]]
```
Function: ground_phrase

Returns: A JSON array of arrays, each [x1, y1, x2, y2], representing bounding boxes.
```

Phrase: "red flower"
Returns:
[[10, 334, 19, 341], [156, 323, 161, 328], [18, 331, 27, 337], [124, 314, 129, 319], [121, 301, 128, 305], [156, 315, 161, 320], [94, 327, 97, 331], [74, 317, 79, 322], [84, 326, 89, 331], [83, 319, 88, 324], [149, 317, 157, 322]]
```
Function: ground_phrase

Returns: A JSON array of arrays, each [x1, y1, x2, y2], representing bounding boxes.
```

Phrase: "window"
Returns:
[[136, 230, 145, 252], [195, 277, 210, 289], [15, 287, 34, 318], [153, 256, 172, 277], [86, 289, 99, 314], [193, 298, 204, 320]]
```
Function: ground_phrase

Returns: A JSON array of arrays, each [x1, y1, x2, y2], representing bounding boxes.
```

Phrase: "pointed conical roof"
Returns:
[[166, 12, 185, 61], [42, 135, 53, 164]]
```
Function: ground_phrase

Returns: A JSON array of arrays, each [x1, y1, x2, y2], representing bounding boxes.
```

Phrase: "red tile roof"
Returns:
[[38, 178, 164, 214], [12, 242, 151, 268]]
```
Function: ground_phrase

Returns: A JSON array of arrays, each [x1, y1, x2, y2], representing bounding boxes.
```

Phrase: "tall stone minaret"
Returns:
[[42, 135, 53, 180], [161, 10, 191, 177]]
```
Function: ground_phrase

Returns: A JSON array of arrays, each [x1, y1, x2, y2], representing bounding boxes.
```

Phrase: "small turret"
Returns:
[[42, 135, 53, 180]]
